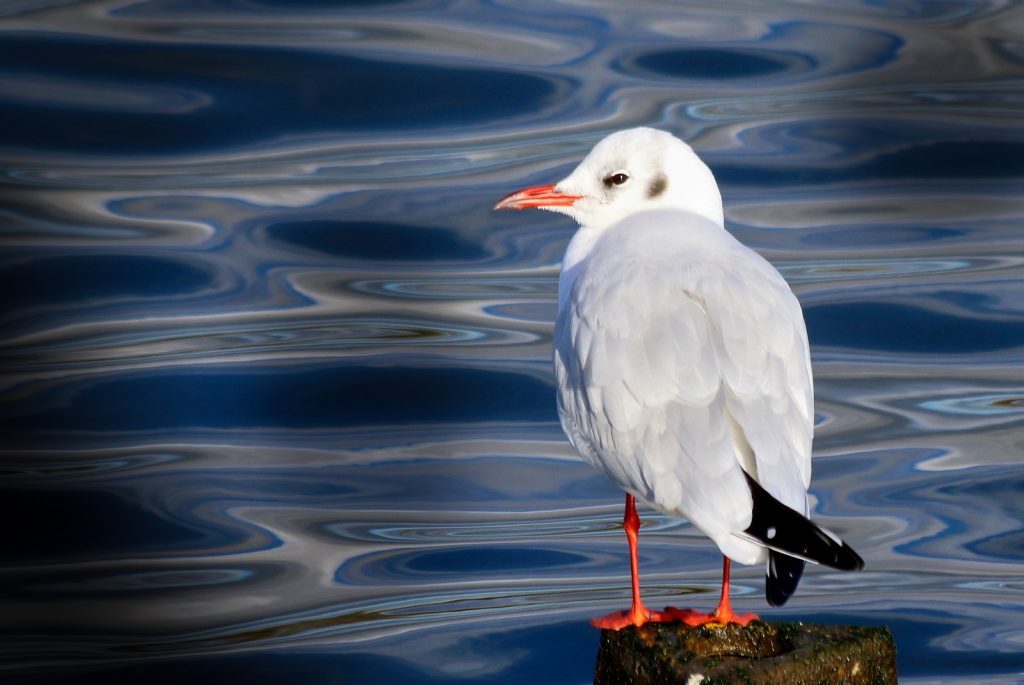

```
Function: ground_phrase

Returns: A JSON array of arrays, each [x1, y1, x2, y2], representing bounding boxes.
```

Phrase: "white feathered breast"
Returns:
[[553, 209, 813, 565]]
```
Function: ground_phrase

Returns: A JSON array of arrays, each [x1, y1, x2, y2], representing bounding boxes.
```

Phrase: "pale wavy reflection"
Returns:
[[2, 0, 1024, 683]]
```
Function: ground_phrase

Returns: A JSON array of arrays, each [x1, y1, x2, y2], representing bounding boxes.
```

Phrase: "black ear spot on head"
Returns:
[[647, 174, 668, 199]]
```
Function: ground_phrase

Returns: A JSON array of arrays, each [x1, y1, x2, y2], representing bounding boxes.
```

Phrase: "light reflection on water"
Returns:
[[2, 0, 1024, 683]]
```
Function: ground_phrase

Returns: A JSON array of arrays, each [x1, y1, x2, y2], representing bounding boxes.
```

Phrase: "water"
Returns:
[[2, 1, 1024, 682]]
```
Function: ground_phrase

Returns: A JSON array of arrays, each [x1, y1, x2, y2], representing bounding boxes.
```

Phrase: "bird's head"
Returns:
[[495, 127, 723, 231]]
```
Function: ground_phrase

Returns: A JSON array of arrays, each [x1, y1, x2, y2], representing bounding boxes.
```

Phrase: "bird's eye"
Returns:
[[603, 173, 629, 187]]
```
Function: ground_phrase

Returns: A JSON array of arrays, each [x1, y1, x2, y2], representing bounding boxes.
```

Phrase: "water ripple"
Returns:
[[4, 0, 1024, 683]]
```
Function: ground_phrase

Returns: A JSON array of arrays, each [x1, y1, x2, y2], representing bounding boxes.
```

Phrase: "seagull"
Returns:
[[495, 127, 863, 630]]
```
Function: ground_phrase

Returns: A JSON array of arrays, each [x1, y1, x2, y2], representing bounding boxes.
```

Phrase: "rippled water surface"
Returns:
[[3, 1, 1024, 683]]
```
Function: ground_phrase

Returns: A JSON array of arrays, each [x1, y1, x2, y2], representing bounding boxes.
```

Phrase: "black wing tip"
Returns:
[[766, 550, 805, 607], [742, 471, 865, 572], [835, 541, 866, 572]]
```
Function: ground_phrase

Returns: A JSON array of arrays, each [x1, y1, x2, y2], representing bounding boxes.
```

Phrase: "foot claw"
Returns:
[[590, 610, 636, 630]]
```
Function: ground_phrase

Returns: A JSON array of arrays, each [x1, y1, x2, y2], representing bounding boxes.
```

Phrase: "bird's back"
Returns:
[[553, 209, 813, 564]]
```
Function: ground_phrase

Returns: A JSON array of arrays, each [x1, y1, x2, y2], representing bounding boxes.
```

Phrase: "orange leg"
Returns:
[[591, 494, 675, 629]]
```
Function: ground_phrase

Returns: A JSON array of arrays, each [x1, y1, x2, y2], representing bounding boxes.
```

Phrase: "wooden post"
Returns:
[[594, 621, 897, 684]]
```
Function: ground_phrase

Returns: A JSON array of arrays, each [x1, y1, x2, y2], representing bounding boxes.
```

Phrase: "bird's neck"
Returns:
[[557, 226, 603, 310]]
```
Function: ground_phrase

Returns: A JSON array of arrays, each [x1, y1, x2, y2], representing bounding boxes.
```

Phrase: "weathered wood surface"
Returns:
[[594, 621, 897, 684]]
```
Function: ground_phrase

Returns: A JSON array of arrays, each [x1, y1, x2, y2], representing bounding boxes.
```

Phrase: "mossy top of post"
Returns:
[[594, 621, 898, 685]]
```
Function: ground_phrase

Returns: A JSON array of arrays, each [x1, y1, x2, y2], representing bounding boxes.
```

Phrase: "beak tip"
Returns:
[[493, 191, 526, 211]]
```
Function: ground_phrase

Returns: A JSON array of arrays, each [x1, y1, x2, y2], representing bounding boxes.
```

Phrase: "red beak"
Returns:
[[493, 184, 581, 210]]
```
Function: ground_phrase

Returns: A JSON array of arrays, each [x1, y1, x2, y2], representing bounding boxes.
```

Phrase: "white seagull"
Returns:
[[495, 127, 863, 630]]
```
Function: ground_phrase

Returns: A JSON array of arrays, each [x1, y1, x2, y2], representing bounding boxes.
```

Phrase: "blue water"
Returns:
[[3, 1, 1024, 683]]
